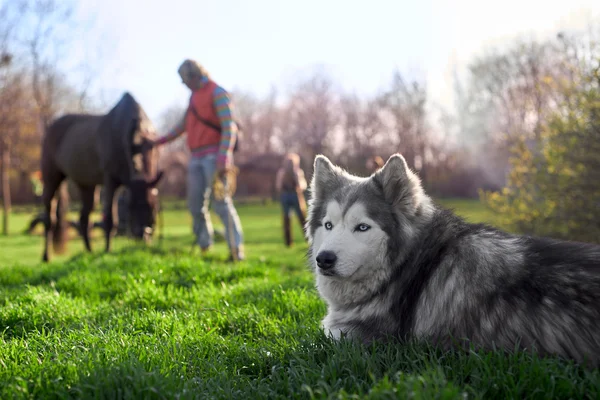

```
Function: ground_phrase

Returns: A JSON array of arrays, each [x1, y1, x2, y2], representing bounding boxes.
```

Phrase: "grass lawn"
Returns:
[[0, 198, 598, 399]]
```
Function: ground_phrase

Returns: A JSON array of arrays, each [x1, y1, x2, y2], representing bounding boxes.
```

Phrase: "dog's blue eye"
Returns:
[[324, 221, 333, 230], [355, 223, 370, 232]]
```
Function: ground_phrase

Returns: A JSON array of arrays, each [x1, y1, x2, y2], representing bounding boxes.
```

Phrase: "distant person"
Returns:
[[150, 59, 244, 261], [275, 153, 307, 247], [366, 155, 384, 174]]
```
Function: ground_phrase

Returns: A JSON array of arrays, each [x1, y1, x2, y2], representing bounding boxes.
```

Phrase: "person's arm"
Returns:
[[297, 169, 307, 192], [154, 113, 186, 146], [213, 86, 237, 169]]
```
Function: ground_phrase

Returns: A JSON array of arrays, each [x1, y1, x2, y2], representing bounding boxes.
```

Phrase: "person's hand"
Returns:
[[216, 154, 231, 178], [216, 164, 228, 178]]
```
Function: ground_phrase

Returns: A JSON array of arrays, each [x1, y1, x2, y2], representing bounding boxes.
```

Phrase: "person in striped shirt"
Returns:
[[150, 59, 244, 261]]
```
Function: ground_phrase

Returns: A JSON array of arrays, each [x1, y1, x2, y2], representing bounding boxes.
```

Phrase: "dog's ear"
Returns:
[[374, 153, 424, 211], [310, 155, 345, 199]]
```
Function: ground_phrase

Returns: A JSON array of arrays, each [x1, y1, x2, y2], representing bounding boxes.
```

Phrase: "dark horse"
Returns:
[[40, 92, 164, 262]]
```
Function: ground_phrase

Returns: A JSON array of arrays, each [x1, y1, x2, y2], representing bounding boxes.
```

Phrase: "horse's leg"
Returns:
[[41, 169, 65, 262], [102, 179, 118, 253], [77, 184, 96, 252], [26, 213, 45, 234]]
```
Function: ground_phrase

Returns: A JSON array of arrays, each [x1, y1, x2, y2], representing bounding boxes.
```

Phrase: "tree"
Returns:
[[236, 87, 279, 158], [454, 34, 593, 190], [340, 94, 384, 156], [277, 70, 340, 163], [378, 71, 431, 181], [0, 61, 31, 234], [482, 63, 600, 243], [24, 0, 83, 130], [157, 102, 188, 154], [0, 1, 25, 235], [0, 0, 104, 234]]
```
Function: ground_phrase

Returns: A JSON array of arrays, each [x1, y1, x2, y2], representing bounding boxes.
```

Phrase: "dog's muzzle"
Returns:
[[316, 251, 337, 272]]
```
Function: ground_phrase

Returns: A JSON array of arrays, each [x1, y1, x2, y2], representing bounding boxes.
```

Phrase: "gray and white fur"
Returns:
[[306, 153, 600, 365]]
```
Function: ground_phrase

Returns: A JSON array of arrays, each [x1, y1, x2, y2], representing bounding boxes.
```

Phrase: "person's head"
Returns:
[[283, 153, 301, 171], [366, 155, 384, 173], [177, 59, 210, 90]]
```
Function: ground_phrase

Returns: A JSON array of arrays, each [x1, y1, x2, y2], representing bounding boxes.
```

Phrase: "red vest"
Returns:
[[186, 80, 221, 151]]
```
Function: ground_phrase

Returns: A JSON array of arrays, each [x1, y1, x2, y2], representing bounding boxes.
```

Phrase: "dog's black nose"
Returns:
[[316, 251, 337, 270]]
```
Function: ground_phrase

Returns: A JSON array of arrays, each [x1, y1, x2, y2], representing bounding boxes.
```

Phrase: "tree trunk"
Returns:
[[1, 143, 10, 235]]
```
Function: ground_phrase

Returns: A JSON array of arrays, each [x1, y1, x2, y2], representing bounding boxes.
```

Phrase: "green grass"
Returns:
[[0, 199, 597, 399]]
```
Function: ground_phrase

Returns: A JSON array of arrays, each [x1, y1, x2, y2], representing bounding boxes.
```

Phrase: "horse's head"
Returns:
[[127, 170, 164, 241], [110, 92, 164, 240]]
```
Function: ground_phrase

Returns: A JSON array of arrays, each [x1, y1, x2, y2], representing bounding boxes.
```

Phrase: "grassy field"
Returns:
[[1, 199, 598, 399]]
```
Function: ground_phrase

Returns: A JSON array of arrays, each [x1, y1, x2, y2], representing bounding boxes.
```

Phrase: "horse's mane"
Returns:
[[111, 92, 156, 137], [108, 92, 158, 180]]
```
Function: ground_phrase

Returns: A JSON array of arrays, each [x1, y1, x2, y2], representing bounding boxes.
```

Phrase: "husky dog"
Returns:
[[306, 153, 600, 365]]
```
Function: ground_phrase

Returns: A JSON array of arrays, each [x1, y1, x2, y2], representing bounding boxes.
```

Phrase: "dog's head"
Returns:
[[306, 154, 432, 286]]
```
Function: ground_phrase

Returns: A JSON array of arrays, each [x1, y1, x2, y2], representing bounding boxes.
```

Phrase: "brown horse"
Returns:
[[40, 92, 164, 262]]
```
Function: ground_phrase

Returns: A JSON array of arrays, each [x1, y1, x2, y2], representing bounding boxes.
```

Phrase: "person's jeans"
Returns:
[[187, 154, 244, 256], [280, 190, 306, 246], [281, 191, 303, 219]]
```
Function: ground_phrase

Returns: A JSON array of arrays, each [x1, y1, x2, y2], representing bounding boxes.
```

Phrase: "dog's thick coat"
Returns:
[[306, 153, 600, 365]]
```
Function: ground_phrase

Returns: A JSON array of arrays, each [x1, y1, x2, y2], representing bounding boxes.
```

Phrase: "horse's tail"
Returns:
[[52, 182, 69, 254]]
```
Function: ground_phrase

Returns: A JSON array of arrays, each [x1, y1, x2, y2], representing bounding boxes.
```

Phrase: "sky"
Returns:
[[72, 0, 600, 128]]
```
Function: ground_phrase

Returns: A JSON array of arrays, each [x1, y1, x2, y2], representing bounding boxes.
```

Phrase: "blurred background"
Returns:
[[1, 0, 600, 243]]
